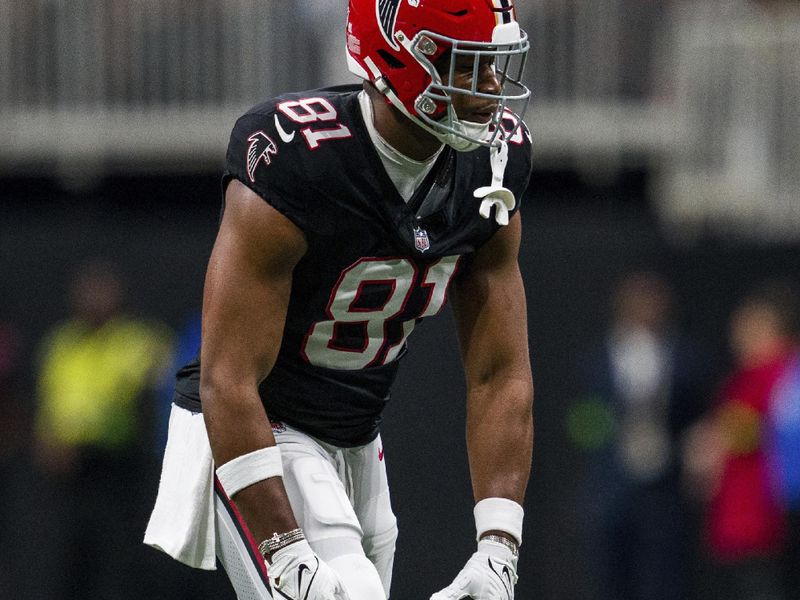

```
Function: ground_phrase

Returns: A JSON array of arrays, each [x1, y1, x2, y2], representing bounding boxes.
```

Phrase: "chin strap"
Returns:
[[474, 140, 515, 226], [361, 55, 515, 224]]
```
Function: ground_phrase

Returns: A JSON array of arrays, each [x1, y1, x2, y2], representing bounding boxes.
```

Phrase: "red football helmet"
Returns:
[[346, 0, 530, 151]]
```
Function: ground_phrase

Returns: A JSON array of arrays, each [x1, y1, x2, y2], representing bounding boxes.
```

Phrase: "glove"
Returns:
[[430, 539, 518, 600], [268, 539, 351, 600]]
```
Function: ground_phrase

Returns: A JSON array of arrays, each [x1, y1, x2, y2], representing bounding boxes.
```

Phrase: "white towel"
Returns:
[[144, 404, 217, 570]]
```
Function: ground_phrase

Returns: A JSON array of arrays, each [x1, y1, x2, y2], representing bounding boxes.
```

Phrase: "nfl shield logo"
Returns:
[[414, 226, 430, 252]]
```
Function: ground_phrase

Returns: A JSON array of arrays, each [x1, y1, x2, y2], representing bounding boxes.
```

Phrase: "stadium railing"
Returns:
[[1, 0, 797, 240]]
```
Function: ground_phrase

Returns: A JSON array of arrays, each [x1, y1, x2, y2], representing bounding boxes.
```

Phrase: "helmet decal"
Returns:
[[377, 0, 402, 50], [491, 0, 515, 25]]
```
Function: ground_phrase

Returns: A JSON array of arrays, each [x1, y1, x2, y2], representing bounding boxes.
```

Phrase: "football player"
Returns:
[[145, 1, 534, 599]]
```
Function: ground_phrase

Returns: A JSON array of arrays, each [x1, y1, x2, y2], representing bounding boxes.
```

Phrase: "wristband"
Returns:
[[474, 497, 524, 547], [216, 446, 283, 497]]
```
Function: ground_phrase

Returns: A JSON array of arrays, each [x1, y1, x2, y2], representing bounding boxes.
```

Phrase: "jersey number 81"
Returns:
[[301, 256, 460, 370]]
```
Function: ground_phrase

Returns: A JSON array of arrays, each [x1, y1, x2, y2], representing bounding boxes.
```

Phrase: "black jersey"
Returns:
[[174, 85, 532, 446]]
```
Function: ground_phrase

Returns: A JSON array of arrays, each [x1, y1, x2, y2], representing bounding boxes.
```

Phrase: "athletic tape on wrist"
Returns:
[[215, 446, 283, 497], [474, 497, 524, 546]]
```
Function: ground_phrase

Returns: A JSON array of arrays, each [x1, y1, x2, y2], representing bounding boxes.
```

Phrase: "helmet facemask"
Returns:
[[345, 0, 531, 225], [395, 23, 530, 152]]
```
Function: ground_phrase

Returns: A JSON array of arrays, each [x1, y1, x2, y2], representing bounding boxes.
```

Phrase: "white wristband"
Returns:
[[216, 446, 283, 497], [474, 497, 524, 547]]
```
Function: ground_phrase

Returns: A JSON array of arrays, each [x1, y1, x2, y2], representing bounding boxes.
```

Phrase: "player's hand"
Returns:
[[268, 540, 351, 600], [430, 538, 518, 600]]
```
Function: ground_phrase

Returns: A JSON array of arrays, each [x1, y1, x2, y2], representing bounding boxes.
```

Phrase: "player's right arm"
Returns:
[[199, 178, 306, 546]]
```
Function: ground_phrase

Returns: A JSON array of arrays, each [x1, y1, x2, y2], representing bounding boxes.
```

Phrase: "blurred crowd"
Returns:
[[0, 259, 233, 599], [568, 271, 800, 600], [0, 257, 798, 599]]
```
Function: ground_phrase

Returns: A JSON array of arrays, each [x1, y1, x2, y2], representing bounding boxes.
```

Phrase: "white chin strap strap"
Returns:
[[364, 57, 483, 152], [360, 56, 515, 226], [448, 117, 491, 152]]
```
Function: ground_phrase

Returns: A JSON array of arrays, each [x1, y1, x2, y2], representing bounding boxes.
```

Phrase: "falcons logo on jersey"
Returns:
[[246, 131, 278, 182]]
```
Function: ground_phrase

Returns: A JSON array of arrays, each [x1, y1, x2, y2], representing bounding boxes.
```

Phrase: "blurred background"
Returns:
[[1, 0, 799, 598]]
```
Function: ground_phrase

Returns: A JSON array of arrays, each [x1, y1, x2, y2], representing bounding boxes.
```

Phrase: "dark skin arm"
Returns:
[[450, 212, 534, 543], [200, 179, 307, 545]]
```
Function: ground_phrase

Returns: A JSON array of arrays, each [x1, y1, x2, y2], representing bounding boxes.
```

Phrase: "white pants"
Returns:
[[146, 406, 397, 600]]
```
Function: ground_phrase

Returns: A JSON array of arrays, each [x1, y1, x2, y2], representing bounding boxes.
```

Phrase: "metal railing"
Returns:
[[0, 0, 682, 171], [1, 1, 798, 240], [655, 2, 800, 242], [0, 0, 343, 175]]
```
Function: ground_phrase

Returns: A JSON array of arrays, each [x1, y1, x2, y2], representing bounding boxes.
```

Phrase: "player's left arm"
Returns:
[[454, 211, 533, 510], [431, 212, 532, 600]]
